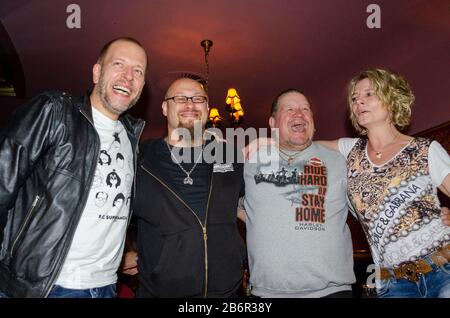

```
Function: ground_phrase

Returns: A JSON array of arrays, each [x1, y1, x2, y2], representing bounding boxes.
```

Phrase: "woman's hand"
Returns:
[[441, 206, 450, 226]]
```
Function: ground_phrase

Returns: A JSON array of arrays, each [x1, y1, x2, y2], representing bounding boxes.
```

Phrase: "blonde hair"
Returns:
[[348, 69, 414, 135]]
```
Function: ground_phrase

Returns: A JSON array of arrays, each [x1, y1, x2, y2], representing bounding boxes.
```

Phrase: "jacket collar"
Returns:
[[79, 92, 145, 139]]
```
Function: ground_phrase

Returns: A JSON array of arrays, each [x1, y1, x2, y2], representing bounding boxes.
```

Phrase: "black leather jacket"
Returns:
[[0, 91, 144, 297]]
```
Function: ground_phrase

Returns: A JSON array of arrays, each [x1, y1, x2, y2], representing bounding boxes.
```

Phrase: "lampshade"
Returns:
[[231, 102, 244, 124], [225, 88, 240, 105], [208, 107, 222, 127]]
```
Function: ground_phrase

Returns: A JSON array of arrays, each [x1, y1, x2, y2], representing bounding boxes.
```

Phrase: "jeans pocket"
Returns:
[[376, 279, 392, 298], [103, 284, 117, 298], [439, 262, 450, 275]]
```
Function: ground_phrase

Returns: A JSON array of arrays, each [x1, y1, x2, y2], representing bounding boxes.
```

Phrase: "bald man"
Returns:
[[0, 37, 147, 298], [130, 78, 245, 298]]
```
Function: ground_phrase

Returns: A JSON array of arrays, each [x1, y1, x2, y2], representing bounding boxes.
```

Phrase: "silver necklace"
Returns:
[[165, 140, 204, 185]]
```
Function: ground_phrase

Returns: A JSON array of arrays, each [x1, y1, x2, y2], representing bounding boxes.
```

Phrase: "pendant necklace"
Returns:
[[166, 140, 204, 185], [370, 133, 399, 159]]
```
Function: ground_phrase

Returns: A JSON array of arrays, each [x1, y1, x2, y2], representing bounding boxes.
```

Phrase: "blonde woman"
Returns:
[[319, 69, 450, 297]]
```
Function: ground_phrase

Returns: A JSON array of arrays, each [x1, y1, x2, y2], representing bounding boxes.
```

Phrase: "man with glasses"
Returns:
[[126, 78, 245, 297]]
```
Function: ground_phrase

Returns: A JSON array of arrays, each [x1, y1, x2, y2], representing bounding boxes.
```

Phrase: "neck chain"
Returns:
[[277, 140, 311, 165], [278, 148, 303, 166], [165, 140, 204, 185], [370, 132, 399, 159]]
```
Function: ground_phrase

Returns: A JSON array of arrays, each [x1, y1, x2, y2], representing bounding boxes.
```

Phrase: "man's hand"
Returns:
[[121, 250, 139, 275], [441, 207, 450, 226]]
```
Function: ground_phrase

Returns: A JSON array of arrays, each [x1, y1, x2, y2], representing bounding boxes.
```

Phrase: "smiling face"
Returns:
[[91, 39, 147, 119], [269, 91, 315, 151], [350, 78, 390, 130], [162, 78, 209, 140]]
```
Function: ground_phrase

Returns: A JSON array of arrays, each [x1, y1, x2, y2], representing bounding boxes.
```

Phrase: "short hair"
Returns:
[[271, 88, 309, 116], [348, 68, 414, 135], [165, 77, 207, 99], [97, 37, 147, 66]]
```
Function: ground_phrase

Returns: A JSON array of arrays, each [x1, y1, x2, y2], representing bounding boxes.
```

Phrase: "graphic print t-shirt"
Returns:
[[243, 143, 355, 298], [56, 106, 134, 289]]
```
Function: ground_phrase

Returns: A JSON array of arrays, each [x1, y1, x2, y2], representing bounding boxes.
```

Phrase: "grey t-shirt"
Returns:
[[244, 142, 355, 297]]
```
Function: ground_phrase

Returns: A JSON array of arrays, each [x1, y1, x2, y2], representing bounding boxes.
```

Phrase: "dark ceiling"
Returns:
[[1, 0, 449, 140]]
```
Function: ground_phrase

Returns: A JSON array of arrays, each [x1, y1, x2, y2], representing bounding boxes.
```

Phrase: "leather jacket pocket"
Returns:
[[9, 194, 42, 258]]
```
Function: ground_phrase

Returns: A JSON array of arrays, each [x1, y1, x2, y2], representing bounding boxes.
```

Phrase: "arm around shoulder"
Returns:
[[316, 140, 339, 152]]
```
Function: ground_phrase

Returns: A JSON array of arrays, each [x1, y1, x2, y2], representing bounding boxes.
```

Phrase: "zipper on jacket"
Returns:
[[128, 121, 145, 227], [141, 165, 214, 297], [203, 172, 214, 298], [10, 194, 41, 258]]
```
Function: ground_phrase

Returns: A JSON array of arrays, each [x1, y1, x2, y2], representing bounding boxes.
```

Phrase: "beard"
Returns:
[[95, 73, 141, 116], [174, 119, 204, 145]]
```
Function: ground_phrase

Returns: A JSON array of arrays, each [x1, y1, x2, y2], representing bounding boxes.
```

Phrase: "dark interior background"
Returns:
[[1, 0, 449, 139]]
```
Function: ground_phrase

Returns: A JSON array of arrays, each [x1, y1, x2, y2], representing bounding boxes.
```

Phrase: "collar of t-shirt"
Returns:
[[91, 105, 123, 132]]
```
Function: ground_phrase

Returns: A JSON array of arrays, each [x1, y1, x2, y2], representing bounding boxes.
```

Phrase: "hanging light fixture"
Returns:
[[225, 87, 244, 125], [200, 39, 213, 93], [201, 39, 220, 128], [201, 39, 244, 128]]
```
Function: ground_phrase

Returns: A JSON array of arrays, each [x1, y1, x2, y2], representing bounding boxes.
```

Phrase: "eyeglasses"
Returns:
[[164, 95, 208, 104]]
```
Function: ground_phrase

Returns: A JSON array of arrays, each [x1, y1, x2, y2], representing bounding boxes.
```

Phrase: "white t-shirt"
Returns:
[[56, 106, 134, 289]]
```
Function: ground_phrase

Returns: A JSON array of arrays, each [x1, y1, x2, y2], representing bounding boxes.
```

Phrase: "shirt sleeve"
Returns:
[[428, 141, 450, 186], [337, 138, 358, 158]]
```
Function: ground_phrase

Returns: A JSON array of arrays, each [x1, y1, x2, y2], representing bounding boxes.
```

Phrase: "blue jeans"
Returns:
[[377, 258, 450, 298], [47, 283, 117, 298]]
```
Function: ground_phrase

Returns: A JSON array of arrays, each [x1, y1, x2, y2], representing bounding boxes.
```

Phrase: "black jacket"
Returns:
[[0, 91, 144, 297], [134, 139, 245, 298]]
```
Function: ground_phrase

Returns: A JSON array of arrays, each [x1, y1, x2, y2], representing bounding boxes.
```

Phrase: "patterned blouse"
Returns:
[[345, 137, 450, 267]]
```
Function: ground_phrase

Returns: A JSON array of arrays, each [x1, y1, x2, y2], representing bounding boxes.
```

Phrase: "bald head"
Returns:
[[97, 37, 148, 71], [165, 78, 206, 98]]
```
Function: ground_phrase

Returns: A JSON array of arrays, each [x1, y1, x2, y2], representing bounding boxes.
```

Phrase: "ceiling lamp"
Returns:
[[201, 39, 244, 128], [225, 87, 244, 125]]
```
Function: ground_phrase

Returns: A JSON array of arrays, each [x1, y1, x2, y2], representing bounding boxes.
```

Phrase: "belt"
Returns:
[[379, 244, 450, 282]]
